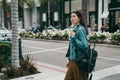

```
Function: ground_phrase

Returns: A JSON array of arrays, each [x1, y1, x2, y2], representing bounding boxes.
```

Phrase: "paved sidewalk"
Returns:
[[10, 61, 120, 80], [11, 61, 66, 80]]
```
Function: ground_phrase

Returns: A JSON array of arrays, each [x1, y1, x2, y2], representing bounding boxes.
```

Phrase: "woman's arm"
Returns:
[[71, 27, 88, 49]]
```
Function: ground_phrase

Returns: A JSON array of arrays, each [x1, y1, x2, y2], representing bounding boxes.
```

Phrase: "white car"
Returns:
[[0, 27, 12, 41], [43, 26, 58, 32], [63, 26, 75, 32]]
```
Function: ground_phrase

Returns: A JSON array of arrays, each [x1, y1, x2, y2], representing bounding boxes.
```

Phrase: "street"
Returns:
[[21, 39, 120, 80], [22, 39, 68, 67]]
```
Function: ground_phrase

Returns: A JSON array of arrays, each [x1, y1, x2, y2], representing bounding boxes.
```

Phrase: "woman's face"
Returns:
[[71, 13, 80, 26]]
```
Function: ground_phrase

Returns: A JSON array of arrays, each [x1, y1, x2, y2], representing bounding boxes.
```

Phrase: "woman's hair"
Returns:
[[71, 10, 88, 35]]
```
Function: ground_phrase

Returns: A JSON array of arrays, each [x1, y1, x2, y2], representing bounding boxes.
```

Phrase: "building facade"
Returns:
[[0, 0, 120, 33], [109, 0, 120, 32]]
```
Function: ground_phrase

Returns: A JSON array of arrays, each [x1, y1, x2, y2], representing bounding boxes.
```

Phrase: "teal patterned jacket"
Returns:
[[66, 25, 88, 61]]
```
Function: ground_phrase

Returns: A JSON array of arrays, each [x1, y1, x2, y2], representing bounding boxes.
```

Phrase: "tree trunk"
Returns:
[[82, 0, 88, 26], [48, 0, 50, 26], [3, 0, 8, 28], [11, 0, 19, 67]]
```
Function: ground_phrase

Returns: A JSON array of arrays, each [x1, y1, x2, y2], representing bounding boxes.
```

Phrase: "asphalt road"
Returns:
[[21, 39, 120, 71], [10, 39, 120, 80], [21, 39, 120, 80]]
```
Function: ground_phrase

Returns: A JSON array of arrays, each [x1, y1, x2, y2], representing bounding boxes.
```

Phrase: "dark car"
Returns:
[[27, 26, 41, 33]]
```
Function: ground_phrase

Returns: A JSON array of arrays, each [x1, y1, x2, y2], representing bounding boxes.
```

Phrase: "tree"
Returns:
[[0, 0, 10, 29], [10, 0, 35, 68], [82, 0, 88, 26], [11, 0, 19, 67], [19, 0, 35, 11]]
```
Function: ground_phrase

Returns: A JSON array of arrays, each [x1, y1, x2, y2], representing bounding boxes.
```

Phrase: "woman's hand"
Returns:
[[66, 61, 70, 67], [70, 32, 75, 37]]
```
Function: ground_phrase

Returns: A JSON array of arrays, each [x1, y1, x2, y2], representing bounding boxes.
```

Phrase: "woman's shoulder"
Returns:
[[77, 25, 85, 31], [76, 25, 87, 34]]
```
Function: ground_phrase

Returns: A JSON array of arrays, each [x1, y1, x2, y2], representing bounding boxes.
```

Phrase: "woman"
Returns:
[[64, 10, 88, 80]]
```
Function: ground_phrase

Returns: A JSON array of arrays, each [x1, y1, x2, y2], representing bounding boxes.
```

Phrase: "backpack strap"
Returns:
[[89, 42, 96, 49], [88, 73, 93, 80]]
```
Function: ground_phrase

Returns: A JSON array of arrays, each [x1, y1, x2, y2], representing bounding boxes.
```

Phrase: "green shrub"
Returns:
[[97, 34, 106, 43], [52, 33, 62, 40], [19, 31, 26, 37], [62, 32, 69, 40], [111, 31, 120, 45], [2, 55, 39, 79], [88, 33, 98, 42], [98, 34, 106, 40], [45, 33, 52, 39], [0, 43, 11, 68]]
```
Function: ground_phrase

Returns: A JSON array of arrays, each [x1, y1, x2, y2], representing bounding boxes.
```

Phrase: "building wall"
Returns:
[[89, 0, 95, 11], [24, 0, 40, 29], [108, 0, 120, 32], [65, 0, 96, 27], [24, 8, 32, 29], [23, 0, 96, 30], [65, 0, 82, 13]]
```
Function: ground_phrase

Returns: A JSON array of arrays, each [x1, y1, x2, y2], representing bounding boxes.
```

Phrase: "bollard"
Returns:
[[19, 38, 24, 60]]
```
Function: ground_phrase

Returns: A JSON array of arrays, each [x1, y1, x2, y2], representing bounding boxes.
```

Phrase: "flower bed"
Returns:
[[19, 30, 120, 45]]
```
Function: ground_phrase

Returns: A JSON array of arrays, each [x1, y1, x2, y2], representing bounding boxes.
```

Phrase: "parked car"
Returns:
[[64, 26, 74, 32], [26, 26, 41, 33], [43, 26, 58, 32], [0, 27, 12, 41]]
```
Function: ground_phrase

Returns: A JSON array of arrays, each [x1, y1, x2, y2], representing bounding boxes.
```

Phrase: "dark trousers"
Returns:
[[64, 61, 87, 80]]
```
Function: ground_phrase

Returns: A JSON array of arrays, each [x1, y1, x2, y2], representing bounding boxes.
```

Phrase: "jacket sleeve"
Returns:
[[71, 27, 88, 50]]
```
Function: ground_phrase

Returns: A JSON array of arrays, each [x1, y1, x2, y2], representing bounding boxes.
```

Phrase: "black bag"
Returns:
[[75, 43, 98, 73]]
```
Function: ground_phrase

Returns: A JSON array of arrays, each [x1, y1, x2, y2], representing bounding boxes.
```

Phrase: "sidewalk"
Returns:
[[11, 61, 66, 80], [11, 61, 120, 80]]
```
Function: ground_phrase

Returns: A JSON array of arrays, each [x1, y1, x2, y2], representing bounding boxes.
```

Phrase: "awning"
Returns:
[[109, 7, 120, 11], [101, 12, 109, 18], [109, 2, 120, 11]]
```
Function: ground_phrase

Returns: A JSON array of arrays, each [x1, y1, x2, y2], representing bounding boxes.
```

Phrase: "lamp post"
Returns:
[[60, 0, 65, 30], [69, 0, 71, 25], [48, 0, 50, 26]]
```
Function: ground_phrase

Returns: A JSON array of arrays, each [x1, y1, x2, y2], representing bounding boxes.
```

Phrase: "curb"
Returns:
[[21, 38, 69, 43], [21, 38, 120, 48]]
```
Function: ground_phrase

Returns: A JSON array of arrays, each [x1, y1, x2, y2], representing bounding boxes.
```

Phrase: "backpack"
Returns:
[[75, 43, 98, 73]]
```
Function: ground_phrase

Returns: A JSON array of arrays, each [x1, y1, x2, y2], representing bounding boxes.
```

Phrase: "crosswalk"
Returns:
[[21, 45, 120, 80]]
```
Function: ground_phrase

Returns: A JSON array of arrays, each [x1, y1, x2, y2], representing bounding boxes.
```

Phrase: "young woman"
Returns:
[[64, 10, 88, 80]]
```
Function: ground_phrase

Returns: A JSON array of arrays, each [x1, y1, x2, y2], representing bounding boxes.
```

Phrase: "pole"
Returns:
[[61, 0, 65, 30], [69, 0, 71, 25], [48, 0, 50, 26], [98, 0, 102, 32], [3, 0, 8, 28], [82, 0, 87, 26]]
